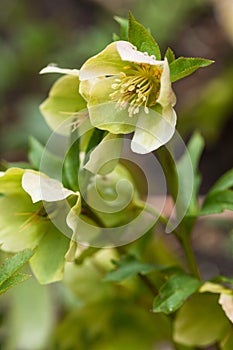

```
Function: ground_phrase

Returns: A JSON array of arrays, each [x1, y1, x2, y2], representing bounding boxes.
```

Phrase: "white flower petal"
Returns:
[[131, 107, 177, 154], [40, 65, 79, 76], [22, 171, 76, 203], [157, 58, 176, 107], [219, 293, 233, 323], [116, 40, 163, 66]]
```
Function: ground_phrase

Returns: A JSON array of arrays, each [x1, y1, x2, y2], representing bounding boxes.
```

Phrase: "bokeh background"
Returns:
[[0, 1, 233, 349]]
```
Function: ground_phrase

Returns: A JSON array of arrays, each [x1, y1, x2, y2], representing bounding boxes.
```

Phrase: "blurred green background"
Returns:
[[0, 1, 233, 349]]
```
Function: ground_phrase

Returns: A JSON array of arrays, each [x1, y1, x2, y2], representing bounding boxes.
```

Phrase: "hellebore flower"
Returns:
[[0, 168, 80, 284], [79, 40, 176, 154]]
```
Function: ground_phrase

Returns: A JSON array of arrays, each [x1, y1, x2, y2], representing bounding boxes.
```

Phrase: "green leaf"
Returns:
[[62, 129, 80, 191], [201, 169, 233, 215], [28, 136, 63, 179], [174, 293, 230, 347], [0, 273, 31, 295], [114, 16, 128, 41], [176, 132, 205, 218], [170, 57, 214, 82], [103, 255, 156, 282], [206, 168, 233, 194], [153, 273, 201, 314], [0, 249, 33, 294], [0, 249, 34, 287], [28, 136, 44, 170], [165, 47, 175, 63], [128, 12, 161, 59]]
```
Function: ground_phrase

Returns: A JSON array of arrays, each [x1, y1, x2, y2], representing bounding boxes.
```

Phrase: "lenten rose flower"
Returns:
[[0, 168, 80, 284], [79, 40, 177, 154]]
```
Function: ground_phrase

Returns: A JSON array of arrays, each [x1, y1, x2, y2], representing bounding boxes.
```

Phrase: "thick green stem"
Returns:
[[178, 233, 200, 279]]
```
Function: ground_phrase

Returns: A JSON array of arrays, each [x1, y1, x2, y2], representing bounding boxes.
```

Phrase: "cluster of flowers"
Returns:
[[0, 15, 212, 284]]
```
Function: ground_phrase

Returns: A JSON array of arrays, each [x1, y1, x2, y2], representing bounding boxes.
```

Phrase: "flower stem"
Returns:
[[178, 232, 201, 279]]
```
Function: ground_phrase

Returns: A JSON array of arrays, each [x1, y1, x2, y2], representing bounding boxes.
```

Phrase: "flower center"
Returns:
[[110, 63, 162, 117]]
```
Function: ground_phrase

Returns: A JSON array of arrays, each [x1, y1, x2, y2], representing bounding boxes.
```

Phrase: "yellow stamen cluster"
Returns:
[[110, 63, 162, 117]]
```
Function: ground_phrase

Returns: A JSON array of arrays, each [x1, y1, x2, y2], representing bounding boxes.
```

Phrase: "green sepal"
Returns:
[[165, 47, 176, 63], [128, 12, 161, 59], [113, 16, 128, 41], [153, 273, 201, 314], [170, 57, 214, 82]]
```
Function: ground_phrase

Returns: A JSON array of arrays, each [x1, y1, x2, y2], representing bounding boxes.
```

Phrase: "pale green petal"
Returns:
[[79, 41, 125, 80], [84, 133, 123, 175], [0, 168, 46, 251], [40, 65, 79, 76], [0, 168, 25, 195], [79, 77, 102, 102], [29, 226, 70, 284], [22, 171, 77, 203], [86, 76, 136, 133], [39, 74, 87, 132], [131, 107, 177, 154], [157, 58, 176, 107], [0, 195, 46, 252]]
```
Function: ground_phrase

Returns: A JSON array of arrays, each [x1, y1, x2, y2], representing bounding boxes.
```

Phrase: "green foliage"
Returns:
[[165, 47, 176, 63], [103, 254, 156, 282], [176, 132, 205, 218], [113, 16, 128, 41], [201, 169, 233, 215], [28, 136, 63, 179], [153, 273, 201, 314], [170, 57, 214, 82], [128, 12, 161, 59], [0, 249, 33, 294], [62, 132, 80, 191]]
